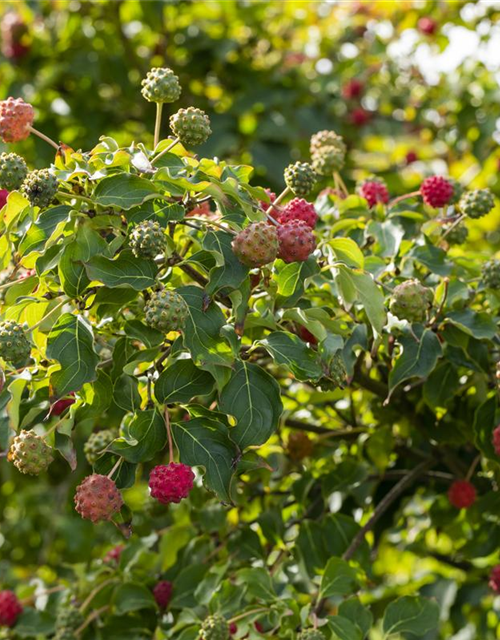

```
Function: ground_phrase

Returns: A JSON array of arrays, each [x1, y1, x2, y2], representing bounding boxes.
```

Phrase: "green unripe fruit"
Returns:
[[84, 430, 116, 466], [170, 107, 212, 146], [0, 152, 28, 190], [0, 320, 31, 363], [447, 178, 465, 205], [481, 259, 500, 289], [330, 352, 347, 387], [284, 162, 317, 197], [298, 629, 325, 640], [8, 430, 53, 475], [21, 169, 58, 208], [141, 67, 181, 103], [390, 279, 433, 323], [231, 221, 279, 267], [311, 145, 345, 175], [310, 130, 346, 156], [56, 606, 84, 632], [459, 188, 495, 219], [144, 289, 188, 333], [443, 222, 468, 245], [129, 220, 166, 259], [200, 614, 229, 640]]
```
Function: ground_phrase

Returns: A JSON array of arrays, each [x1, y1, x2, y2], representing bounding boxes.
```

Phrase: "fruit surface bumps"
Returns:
[[284, 162, 317, 197], [0, 152, 28, 190], [84, 429, 116, 466], [389, 279, 433, 323], [459, 188, 495, 219], [129, 220, 166, 259], [448, 480, 476, 509], [420, 176, 453, 208], [443, 221, 467, 245], [311, 145, 345, 175], [8, 430, 53, 475], [298, 629, 325, 640], [481, 259, 500, 289], [330, 351, 347, 388], [144, 289, 188, 333], [200, 614, 230, 640], [74, 474, 123, 523], [310, 129, 346, 156], [0, 590, 22, 627], [0, 320, 31, 364], [448, 177, 465, 205], [231, 221, 279, 267], [56, 606, 84, 632], [141, 67, 181, 103], [149, 462, 195, 505], [357, 178, 389, 208], [21, 169, 58, 208], [278, 198, 317, 228], [0, 97, 34, 143], [169, 107, 211, 146], [277, 220, 316, 263]]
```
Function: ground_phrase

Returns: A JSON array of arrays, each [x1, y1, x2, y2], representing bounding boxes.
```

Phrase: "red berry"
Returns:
[[278, 198, 317, 229], [420, 176, 453, 208], [277, 220, 316, 263], [0, 189, 8, 209], [187, 200, 211, 217], [149, 462, 195, 505], [103, 544, 124, 564], [447, 480, 476, 509], [74, 474, 124, 523], [489, 565, 500, 593], [0, 97, 34, 143], [405, 151, 418, 164], [358, 179, 389, 208], [493, 425, 500, 456], [254, 622, 264, 633], [418, 17, 438, 35], [350, 107, 371, 126], [229, 622, 238, 635], [297, 326, 318, 345], [342, 79, 363, 100], [153, 580, 173, 609], [0, 590, 22, 628], [49, 392, 75, 417]]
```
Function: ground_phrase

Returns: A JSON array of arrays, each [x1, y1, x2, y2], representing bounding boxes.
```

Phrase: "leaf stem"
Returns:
[[228, 607, 269, 624], [76, 605, 109, 635], [165, 407, 174, 464], [29, 299, 67, 331], [154, 102, 163, 149], [107, 457, 122, 479], [334, 171, 349, 196], [56, 190, 94, 206], [186, 216, 237, 236], [440, 213, 466, 241], [28, 125, 59, 150], [388, 190, 421, 208], [267, 186, 290, 214], [428, 277, 449, 325], [465, 454, 481, 482], [79, 579, 116, 612], [151, 137, 180, 165]]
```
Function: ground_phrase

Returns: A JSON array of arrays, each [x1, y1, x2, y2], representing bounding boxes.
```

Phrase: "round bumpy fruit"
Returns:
[[277, 220, 316, 263], [0, 320, 31, 364], [200, 614, 230, 640], [284, 162, 317, 197], [287, 432, 313, 461], [311, 145, 345, 175], [490, 565, 500, 593], [448, 480, 476, 509], [492, 425, 500, 456], [389, 279, 433, 323], [0, 152, 28, 190], [481, 259, 500, 289], [0, 590, 22, 628], [103, 544, 124, 564], [56, 606, 84, 632], [0, 189, 8, 209], [8, 430, 53, 475], [330, 352, 347, 388], [153, 580, 173, 609], [310, 130, 346, 156], [459, 188, 495, 219], [298, 630, 325, 640], [145, 289, 188, 333], [84, 429, 116, 466], [420, 176, 453, 208], [141, 67, 181, 103], [170, 107, 211, 146], [129, 220, 166, 259], [74, 474, 123, 523], [0, 97, 34, 143], [231, 221, 279, 268], [447, 178, 465, 205], [21, 169, 58, 208], [443, 221, 468, 245], [357, 178, 389, 208], [149, 462, 195, 505]]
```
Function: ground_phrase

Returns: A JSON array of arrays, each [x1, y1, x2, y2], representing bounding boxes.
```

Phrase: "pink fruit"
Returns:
[[0, 590, 22, 628], [350, 107, 371, 126], [149, 462, 195, 505], [447, 480, 476, 509], [153, 580, 173, 609], [418, 17, 438, 35], [277, 220, 316, 263], [358, 179, 389, 208], [489, 565, 500, 593], [493, 425, 500, 456], [278, 198, 317, 229], [74, 474, 123, 523], [0, 97, 34, 143], [103, 545, 124, 564], [420, 176, 453, 208], [342, 79, 363, 100], [0, 190, 8, 209]]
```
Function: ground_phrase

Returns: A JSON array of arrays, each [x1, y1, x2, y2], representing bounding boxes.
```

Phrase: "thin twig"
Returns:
[[107, 457, 122, 479], [267, 186, 290, 213], [79, 579, 116, 612], [388, 190, 420, 208], [441, 214, 466, 241], [28, 125, 59, 150], [165, 407, 174, 464], [76, 605, 109, 635], [57, 191, 94, 206], [154, 102, 163, 149], [151, 137, 180, 165], [228, 608, 269, 624], [29, 299, 67, 331], [465, 454, 481, 482]]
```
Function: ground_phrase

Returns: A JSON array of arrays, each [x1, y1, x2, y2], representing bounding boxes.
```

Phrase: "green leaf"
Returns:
[[203, 230, 249, 294], [327, 615, 363, 640], [59, 241, 91, 298], [18, 204, 70, 256], [94, 174, 161, 209], [172, 416, 237, 502], [319, 557, 360, 599], [473, 395, 498, 461], [113, 583, 156, 614], [113, 374, 141, 412], [85, 249, 158, 290], [423, 363, 460, 409], [13, 610, 54, 638], [236, 567, 276, 601], [219, 360, 283, 449], [123, 320, 164, 348], [382, 596, 440, 637], [336, 265, 386, 335], [111, 409, 167, 463], [46, 314, 99, 396], [388, 326, 442, 399], [331, 238, 364, 268], [274, 261, 303, 297], [155, 359, 215, 403], [446, 309, 497, 340], [338, 599, 373, 638], [258, 331, 324, 381]]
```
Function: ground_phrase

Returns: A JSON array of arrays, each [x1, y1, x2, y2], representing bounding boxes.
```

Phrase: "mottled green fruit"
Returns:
[[56, 606, 84, 632], [312, 145, 345, 175], [231, 221, 278, 267], [298, 629, 325, 640], [129, 220, 166, 259], [310, 130, 346, 155], [447, 178, 465, 205], [481, 259, 500, 289], [84, 430, 116, 466], [170, 107, 211, 146], [0, 320, 31, 363], [21, 169, 58, 208], [390, 279, 433, 323], [0, 152, 28, 190], [144, 289, 188, 333], [200, 614, 229, 640], [284, 162, 317, 197], [459, 188, 495, 219], [330, 352, 347, 387], [141, 67, 181, 103], [8, 430, 53, 475], [443, 221, 468, 245]]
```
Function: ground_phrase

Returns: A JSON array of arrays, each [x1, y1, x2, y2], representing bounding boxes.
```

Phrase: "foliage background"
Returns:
[[1, 1, 500, 639]]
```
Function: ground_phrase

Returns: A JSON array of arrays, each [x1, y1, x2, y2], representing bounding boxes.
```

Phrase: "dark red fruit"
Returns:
[[74, 474, 123, 523], [420, 176, 453, 208], [153, 580, 173, 609], [49, 392, 75, 417], [358, 180, 389, 208], [277, 220, 316, 263], [447, 480, 476, 509], [0, 189, 8, 209], [103, 545, 124, 564], [0, 590, 22, 628], [229, 622, 238, 635], [297, 326, 318, 345], [489, 565, 500, 592], [418, 17, 438, 35], [149, 462, 195, 505], [342, 79, 363, 100], [278, 198, 317, 229], [350, 107, 371, 126], [254, 622, 264, 633], [493, 425, 500, 456], [405, 151, 418, 164], [260, 188, 277, 213]]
